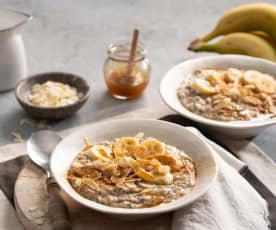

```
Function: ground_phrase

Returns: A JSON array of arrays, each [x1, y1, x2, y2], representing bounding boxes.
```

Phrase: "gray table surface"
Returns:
[[0, 0, 275, 161]]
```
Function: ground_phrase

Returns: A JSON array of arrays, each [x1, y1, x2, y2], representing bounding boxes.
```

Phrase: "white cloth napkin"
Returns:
[[169, 127, 270, 230], [172, 153, 269, 230]]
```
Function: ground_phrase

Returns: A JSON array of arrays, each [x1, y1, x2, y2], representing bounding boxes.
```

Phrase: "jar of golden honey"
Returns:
[[103, 42, 151, 100]]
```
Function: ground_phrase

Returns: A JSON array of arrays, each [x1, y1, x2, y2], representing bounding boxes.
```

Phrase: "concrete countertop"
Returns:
[[0, 0, 275, 161]]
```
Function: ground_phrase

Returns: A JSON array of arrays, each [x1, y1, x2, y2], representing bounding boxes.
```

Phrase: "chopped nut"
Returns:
[[28, 81, 81, 107], [11, 132, 24, 143]]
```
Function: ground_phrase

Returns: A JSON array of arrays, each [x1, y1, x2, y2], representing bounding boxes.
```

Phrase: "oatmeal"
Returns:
[[177, 68, 276, 121], [67, 133, 196, 209]]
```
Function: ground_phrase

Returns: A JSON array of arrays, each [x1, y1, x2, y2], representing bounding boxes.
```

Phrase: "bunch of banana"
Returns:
[[188, 3, 276, 62]]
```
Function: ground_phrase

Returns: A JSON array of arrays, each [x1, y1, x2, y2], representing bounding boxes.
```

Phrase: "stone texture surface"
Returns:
[[0, 0, 275, 160]]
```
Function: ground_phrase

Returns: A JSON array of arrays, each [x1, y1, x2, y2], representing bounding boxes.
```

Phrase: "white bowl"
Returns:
[[160, 55, 276, 138], [51, 119, 217, 219]]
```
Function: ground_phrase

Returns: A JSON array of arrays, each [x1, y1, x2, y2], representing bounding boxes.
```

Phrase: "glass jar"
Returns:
[[103, 42, 151, 100]]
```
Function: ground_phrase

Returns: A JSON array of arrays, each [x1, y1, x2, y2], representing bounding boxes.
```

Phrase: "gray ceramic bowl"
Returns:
[[15, 72, 90, 120]]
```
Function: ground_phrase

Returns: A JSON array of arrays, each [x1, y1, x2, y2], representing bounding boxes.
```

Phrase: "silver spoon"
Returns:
[[27, 130, 71, 230]]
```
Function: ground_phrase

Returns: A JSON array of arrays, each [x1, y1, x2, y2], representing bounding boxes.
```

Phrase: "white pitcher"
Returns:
[[0, 9, 31, 92]]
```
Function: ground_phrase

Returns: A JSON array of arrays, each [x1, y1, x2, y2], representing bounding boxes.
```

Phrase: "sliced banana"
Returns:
[[225, 68, 243, 83], [113, 137, 138, 158], [153, 164, 170, 175], [203, 70, 221, 84], [191, 78, 217, 95], [196, 69, 220, 83], [154, 172, 173, 185], [82, 137, 93, 151], [242, 70, 275, 94], [134, 145, 149, 159], [140, 138, 165, 155], [88, 145, 111, 161], [255, 74, 275, 94], [242, 70, 260, 84], [135, 165, 173, 185], [152, 154, 182, 172], [125, 157, 173, 185]]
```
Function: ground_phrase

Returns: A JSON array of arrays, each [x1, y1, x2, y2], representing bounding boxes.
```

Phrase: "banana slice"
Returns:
[[135, 165, 173, 185], [125, 157, 173, 185], [113, 137, 138, 158], [225, 68, 242, 83], [88, 145, 112, 161], [134, 145, 149, 159], [242, 70, 275, 94], [191, 78, 217, 95], [140, 138, 165, 155], [82, 137, 93, 151], [152, 154, 182, 172], [255, 74, 275, 94], [153, 164, 170, 175], [242, 70, 260, 84], [196, 69, 221, 83]]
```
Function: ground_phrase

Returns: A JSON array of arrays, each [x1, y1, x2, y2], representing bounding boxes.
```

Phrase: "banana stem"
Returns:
[[188, 40, 217, 52], [188, 30, 218, 51]]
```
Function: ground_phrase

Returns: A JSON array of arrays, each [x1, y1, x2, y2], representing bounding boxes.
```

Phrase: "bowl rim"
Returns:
[[160, 54, 276, 129], [50, 118, 218, 215], [15, 71, 90, 110]]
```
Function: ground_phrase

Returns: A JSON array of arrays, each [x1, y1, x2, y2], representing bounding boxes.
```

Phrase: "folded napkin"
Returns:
[[0, 131, 270, 230], [172, 153, 269, 230], [0, 155, 28, 205]]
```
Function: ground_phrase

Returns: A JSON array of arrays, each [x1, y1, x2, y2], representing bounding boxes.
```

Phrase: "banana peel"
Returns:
[[188, 32, 276, 62]]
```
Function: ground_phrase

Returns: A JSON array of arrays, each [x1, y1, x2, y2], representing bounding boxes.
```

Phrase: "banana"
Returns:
[[82, 137, 93, 151], [196, 69, 221, 84], [193, 3, 276, 43], [242, 70, 275, 94], [88, 145, 112, 162], [125, 157, 173, 185], [151, 154, 182, 172], [134, 145, 149, 159], [191, 78, 217, 95], [189, 32, 276, 62], [224, 68, 243, 83], [140, 138, 165, 155], [113, 137, 138, 158]]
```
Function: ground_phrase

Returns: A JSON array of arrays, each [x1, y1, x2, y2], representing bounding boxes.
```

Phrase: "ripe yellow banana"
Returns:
[[193, 3, 276, 43], [189, 32, 276, 62]]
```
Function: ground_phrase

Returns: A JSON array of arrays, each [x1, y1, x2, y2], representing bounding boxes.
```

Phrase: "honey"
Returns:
[[105, 67, 149, 99], [103, 41, 151, 100]]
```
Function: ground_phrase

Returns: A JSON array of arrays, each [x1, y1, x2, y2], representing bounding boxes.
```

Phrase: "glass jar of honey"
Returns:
[[103, 42, 151, 100]]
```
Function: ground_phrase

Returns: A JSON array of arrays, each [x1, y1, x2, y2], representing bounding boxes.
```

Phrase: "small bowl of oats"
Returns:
[[160, 55, 276, 138], [51, 119, 217, 219], [15, 72, 90, 120]]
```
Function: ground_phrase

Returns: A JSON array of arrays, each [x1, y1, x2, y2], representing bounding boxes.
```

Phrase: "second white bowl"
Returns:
[[160, 55, 276, 138]]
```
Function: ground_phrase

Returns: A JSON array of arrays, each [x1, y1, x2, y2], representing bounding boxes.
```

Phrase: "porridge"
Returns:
[[67, 133, 196, 209], [177, 68, 276, 121]]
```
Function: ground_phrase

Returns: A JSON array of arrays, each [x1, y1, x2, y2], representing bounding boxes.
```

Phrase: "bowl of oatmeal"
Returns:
[[51, 119, 217, 219], [160, 55, 276, 137]]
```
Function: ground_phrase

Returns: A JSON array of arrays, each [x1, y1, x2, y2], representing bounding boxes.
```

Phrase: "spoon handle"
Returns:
[[46, 177, 72, 230]]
